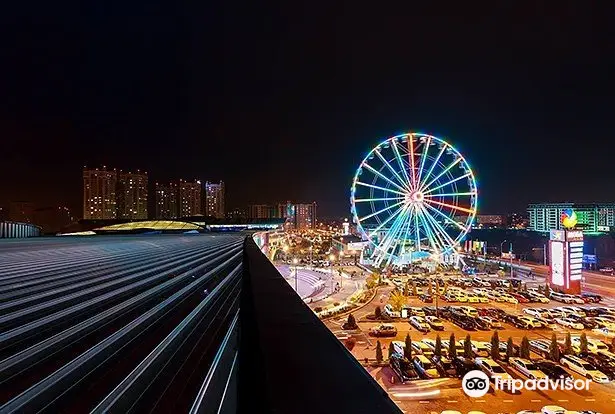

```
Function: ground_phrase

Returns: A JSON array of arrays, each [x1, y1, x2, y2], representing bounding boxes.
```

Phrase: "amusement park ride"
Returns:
[[350, 132, 478, 269]]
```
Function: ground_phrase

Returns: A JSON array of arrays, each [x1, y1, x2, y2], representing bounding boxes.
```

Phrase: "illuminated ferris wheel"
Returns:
[[350, 132, 478, 267]]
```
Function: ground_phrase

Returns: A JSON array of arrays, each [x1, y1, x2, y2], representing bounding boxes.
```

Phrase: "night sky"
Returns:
[[1, 2, 614, 218]]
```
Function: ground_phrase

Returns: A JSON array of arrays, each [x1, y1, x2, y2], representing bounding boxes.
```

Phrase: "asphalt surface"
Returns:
[[0, 234, 244, 413]]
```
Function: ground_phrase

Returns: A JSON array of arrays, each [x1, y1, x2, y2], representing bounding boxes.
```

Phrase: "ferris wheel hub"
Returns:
[[406, 191, 424, 204]]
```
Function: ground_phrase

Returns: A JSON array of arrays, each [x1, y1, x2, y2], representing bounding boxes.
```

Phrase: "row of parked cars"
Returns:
[[389, 335, 615, 386]]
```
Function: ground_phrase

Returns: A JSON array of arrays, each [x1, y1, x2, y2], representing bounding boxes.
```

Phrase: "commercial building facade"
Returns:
[[204, 181, 225, 219], [528, 203, 615, 233], [83, 167, 118, 220], [117, 171, 148, 220]]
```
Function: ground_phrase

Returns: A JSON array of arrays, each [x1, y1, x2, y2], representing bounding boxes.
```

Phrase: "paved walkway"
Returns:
[[306, 265, 369, 307]]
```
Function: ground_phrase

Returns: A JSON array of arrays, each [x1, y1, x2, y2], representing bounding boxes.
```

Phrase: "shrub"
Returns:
[[549, 333, 560, 362], [375, 341, 383, 363], [564, 332, 573, 355], [404, 334, 412, 359], [314, 307, 323, 313], [344, 337, 357, 351], [520, 336, 530, 359], [333, 302, 340, 307], [490, 331, 500, 361], [434, 334, 442, 358], [374, 306, 382, 319], [579, 333, 588, 355], [464, 334, 474, 359], [506, 337, 514, 360], [448, 333, 457, 358]]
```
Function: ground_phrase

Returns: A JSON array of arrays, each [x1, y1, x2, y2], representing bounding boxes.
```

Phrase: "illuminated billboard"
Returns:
[[561, 208, 578, 229], [550, 241, 565, 286]]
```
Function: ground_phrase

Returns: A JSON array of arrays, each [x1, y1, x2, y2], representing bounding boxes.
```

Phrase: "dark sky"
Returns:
[[1, 2, 614, 218]]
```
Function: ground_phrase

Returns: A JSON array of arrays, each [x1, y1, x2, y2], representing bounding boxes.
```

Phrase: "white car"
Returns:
[[540, 406, 575, 414], [523, 308, 551, 319], [509, 358, 547, 380], [409, 316, 431, 332], [555, 306, 586, 318], [473, 288, 489, 296], [592, 317, 615, 330], [477, 357, 513, 383], [383, 304, 401, 318], [479, 316, 503, 329], [592, 327, 615, 338], [407, 307, 426, 317], [486, 291, 505, 302], [554, 318, 584, 330], [456, 306, 479, 318], [411, 341, 434, 357], [560, 355, 610, 383]]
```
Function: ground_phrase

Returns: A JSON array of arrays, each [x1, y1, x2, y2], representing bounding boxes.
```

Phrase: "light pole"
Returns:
[[292, 257, 299, 293], [329, 253, 336, 293], [499, 240, 507, 256]]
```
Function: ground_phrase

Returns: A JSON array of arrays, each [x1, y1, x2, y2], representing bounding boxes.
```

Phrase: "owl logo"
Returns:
[[561, 209, 578, 229]]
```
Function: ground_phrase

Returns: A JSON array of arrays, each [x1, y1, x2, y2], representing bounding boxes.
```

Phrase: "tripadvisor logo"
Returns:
[[462, 370, 489, 398]]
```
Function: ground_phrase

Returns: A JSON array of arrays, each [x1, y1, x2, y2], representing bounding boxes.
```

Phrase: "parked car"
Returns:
[[432, 356, 456, 377], [478, 316, 503, 329], [517, 316, 546, 329], [527, 291, 550, 303], [425, 316, 445, 331], [534, 360, 572, 380], [581, 293, 602, 303], [407, 307, 426, 317], [411, 341, 435, 357], [412, 355, 441, 379], [409, 316, 431, 333], [554, 317, 585, 330], [451, 356, 481, 377], [559, 355, 610, 383], [509, 292, 530, 303], [555, 306, 586, 318], [477, 357, 513, 383], [419, 293, 433, 303], [509, 357, 548, 380], [582, 354, 615, 380], [421, 339, 448, 358], [369, 324, 397, 337], [474, 317, 491, 331], [503, 314, 533, 329], [390, 354, 419, 383], [567, 315, 598, 329], [529, 340, 564, 359], [384, 304, 401, 318], [451, 313, 477, 330]]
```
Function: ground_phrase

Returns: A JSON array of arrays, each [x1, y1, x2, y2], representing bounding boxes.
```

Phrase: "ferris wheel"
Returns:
[[350, 132, 477, 267]]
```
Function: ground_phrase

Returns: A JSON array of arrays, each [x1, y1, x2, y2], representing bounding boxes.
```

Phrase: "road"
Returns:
[[0, 234, 243, 413]]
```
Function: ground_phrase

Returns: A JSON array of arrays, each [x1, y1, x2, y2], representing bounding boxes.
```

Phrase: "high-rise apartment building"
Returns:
[[179, 180, 202, 217], [528, 203, 615, 233], [155, 182, 179, 219], [293, 202, 317, 229], [83, 167, 118, 219], [204, 181, 225, 219], [117, 171, 148, 219]]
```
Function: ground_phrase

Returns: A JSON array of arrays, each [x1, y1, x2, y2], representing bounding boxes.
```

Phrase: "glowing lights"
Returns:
[[561, 208, 578, 228], [350, 132, 477, 266]]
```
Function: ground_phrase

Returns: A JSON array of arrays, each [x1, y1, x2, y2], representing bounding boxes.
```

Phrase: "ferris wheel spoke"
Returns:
[[353, 197, 404, 203], [411, 204, 421, 252], [422, 202, 468, 232], [423, 198, 476, 215], [417, 143, 446, 193], [369, 208, 403, 261], [367, 202, 407, 236], [420, 205, 457, 249], [416, 136, 431, 186], [374, 149, 411, 192], [361, 162, 410, 194], [358, 200, 405, 222], [416, 207, 443, 253], [422, 172, 472, 195], [424, 191, 476, 198], [374, 205, 411, 261], [407, 135, 417, 190], [354, 181, 407, 196], [419, 158, 462, 193], [390, 140, 413, 191]]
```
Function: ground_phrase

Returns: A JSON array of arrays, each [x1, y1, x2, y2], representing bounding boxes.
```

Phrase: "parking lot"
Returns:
[[327, 273, 615, 414]]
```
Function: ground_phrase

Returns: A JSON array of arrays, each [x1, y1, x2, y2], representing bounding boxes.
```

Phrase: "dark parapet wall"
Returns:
[[240, 237, 401, 414]]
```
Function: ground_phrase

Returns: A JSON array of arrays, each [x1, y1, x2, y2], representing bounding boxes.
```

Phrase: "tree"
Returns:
[[490, 331, 500, 361], [508, 283, 514, 293], [549, 333, 560, 362], [389, 291, 407, 311], [544, 283, 551, 296], [564, 332, 573, 355], [434, 334, 442, 358], [427, 284, 433, 296], [611, 337, 615, 352], [536, 284, 543, 295], [403, 284, 409, 297], [404, 334, 412, 360], [506, 337, 515, 360], [449, 333, 457, 358], [375, 340, 383, 363], [579, 332, 589, 355], [412, 281, 418, 296], [346, 313, 357, 329], [464, 334, 474, 359], [520, 336, 530, 359], [388, 342, 395, 360], [374, 306, 382, 319]]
